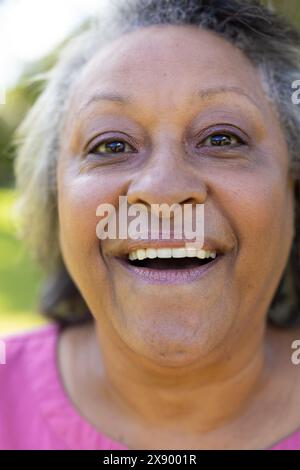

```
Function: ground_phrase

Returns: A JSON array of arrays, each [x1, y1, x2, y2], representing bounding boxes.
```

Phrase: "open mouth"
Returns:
[[115, 247, 223, 284], [127, 256, 214, 270]]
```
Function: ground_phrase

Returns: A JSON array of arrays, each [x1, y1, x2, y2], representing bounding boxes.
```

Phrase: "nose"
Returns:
[[127, 151, 207, 208]]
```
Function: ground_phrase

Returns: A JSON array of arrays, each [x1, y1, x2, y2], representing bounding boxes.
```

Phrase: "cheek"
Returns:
[[234, 178, 291, 253], [57, 170, 125, 275], [216, 165, 293, 290]]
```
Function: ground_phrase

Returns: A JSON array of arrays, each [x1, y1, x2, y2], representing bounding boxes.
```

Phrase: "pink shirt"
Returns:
[[0, 324, 299, 450]]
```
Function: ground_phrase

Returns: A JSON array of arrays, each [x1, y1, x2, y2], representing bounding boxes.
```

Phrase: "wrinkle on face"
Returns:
[[57, 24, 294, 369]]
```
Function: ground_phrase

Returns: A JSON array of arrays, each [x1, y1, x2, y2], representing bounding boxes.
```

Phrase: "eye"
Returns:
[[200, 133, 242, 147], [90, 139, 135, 155]]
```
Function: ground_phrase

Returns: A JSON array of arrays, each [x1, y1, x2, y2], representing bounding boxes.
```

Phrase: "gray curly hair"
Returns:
[[15, 0, 300, 326]]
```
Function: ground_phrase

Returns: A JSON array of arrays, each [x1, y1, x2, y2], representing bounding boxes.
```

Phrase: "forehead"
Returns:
[[71, 25, 268, 111]]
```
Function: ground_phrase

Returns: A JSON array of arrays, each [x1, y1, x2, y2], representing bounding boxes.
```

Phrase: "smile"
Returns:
[[114, 246, 224, 284]]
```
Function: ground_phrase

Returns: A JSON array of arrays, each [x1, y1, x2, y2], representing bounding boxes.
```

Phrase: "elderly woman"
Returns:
[[1, 0, 300, 450]]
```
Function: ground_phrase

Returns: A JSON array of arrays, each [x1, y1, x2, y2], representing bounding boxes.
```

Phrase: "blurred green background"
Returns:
[[0, 188, 44, 332], [0, 47, 59, 333], [0, 0, 300, 333]]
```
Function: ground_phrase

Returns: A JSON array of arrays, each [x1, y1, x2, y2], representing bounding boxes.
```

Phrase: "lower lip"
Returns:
[[115, 255, 224, 285]]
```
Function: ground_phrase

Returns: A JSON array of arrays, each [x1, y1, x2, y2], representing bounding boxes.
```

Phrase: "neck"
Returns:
[[91, 319, 267, 434]]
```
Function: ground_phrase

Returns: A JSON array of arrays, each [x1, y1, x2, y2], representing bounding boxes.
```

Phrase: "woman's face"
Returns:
[[58, 25, 294, 366]]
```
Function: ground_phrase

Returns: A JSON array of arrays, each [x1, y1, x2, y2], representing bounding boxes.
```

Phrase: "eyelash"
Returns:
[[89, 139, 136, 156], [87, 130, 247, 157], [198, 131, 246, 149]]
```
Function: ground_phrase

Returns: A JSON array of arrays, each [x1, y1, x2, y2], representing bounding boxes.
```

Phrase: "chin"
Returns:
[[109, 302, 237, 367]]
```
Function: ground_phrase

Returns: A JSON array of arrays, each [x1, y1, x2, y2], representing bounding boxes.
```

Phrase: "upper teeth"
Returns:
[[128, 248, 217, 261]]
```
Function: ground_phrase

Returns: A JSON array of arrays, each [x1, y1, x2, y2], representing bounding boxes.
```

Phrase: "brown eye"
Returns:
[[202, 133, 240, 147], [91, 140, 134, 155]]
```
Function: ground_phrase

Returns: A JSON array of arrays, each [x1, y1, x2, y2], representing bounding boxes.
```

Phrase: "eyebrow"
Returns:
[[79, 92, 131, 112], [79, 86, 260, 112], [195, 86, 260, 109]]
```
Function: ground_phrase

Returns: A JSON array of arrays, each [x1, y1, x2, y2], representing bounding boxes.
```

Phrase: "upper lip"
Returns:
[[104, 235, 232, 258]]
